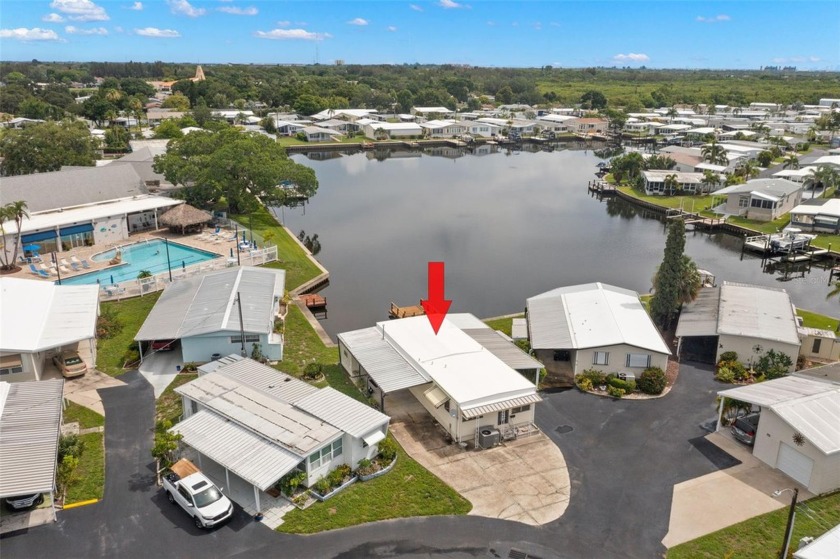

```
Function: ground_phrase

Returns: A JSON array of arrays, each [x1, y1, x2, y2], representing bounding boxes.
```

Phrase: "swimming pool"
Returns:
[[60, 239, 220, 285]]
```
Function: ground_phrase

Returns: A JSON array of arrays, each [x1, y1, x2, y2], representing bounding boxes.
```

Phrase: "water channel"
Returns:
[[279, 145, 839, 339]]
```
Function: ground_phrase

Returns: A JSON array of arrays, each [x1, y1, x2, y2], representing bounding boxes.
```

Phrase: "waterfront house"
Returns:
[[642, 170, 707, 195], [172, 354, 390, 514], [0, 278, 99, 382], [411, 106, 455, 120], [419, 119, 467, 138], [526, 283, 670, 386], [134, 267, 285, 363], [338, 314, 542, 445], [310, 108, 380, 122], [361, 120, 422, 139], [675, 282, 800, 368], [712, 178, 802, 221], [789, 198, 840, 233], [570, 117, 608, 136], [301, 125, 343, 143], [537, 114, 576, 133]]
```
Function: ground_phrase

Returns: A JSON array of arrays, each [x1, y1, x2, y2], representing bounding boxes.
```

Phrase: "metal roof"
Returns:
[[511, 318, 528, 340], [527, 283, 671, 355], [462, 393, 542, 419], [171, 410, 301, 491], [294, 387, 389, 438], [793, 524, 840, 559], [719, 376, 840, 455], [675, 287, 721, 338], [214, 357, 317, 404], [0, 379, 64, 497], [338, 327, 430, 393], [717, 282, 800, 345], [463, 328, 543, 371], [713, 178, 801, 198], [1, 278, 99, 353], [135, 267, 284, 341]]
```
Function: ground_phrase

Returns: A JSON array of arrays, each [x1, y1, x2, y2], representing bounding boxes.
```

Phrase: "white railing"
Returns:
[[99, 245, 278, 301]]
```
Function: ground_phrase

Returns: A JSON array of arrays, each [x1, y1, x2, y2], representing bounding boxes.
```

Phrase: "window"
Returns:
[[190, 400, 198, 414], [307, 438, 343, 470], [812, 338, 822, 353], [498, 410, 509, 425], [738, 195, 750, 208], [626, 353, 651, 368], [177, 485, 192, 504], [511, 404, 531, 414], [593, 351, 609, 365], [0, 355, 23, 376], [230, 334, 260, 344]]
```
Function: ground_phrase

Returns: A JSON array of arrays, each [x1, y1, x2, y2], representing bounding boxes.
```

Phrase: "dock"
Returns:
[[588, 180, 616, 195], [389, 301, 425, 319], [299, 293, 327, 317]]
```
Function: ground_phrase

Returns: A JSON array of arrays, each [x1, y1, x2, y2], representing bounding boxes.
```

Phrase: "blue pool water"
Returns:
[[60, 239, 219, 285]]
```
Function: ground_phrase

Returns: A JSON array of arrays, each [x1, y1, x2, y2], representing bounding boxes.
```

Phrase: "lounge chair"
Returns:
[[28, 264, 40, 276], [37, 269, 50, 279], [60, 265, 71, 274], [81, 259, 91, 269], [60, 258, 71, 267], [19, 255, 30, 265], [70, 256, 81, 265], [70, 262, 81, 271]]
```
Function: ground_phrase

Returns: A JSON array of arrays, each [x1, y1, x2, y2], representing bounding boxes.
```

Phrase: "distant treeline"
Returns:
[[1, 61, 838, 116]]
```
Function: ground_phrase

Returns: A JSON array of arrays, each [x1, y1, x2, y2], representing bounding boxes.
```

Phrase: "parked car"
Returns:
[[162, 459, 233, 530], [731, 412, 760, 445], [52, 351, 87, 378], [151, 339, 178, 352], [5, 493, 44, 511]]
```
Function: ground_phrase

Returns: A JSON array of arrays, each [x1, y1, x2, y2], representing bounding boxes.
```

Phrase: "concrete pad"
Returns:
[[138, 350, 184, 399], [53, 368, 124, 416], [434, 459, 488, 492], [0, 506, 55, 534]]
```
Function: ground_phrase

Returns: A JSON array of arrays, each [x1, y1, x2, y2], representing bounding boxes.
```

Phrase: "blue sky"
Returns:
[[1, 1, 838, 70]]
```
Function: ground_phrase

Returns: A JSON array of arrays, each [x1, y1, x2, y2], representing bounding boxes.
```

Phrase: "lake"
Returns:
[[280, 146, 839, 338]]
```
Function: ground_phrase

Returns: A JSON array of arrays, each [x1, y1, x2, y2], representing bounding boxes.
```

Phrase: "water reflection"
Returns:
[[281, 148, 838, 338]]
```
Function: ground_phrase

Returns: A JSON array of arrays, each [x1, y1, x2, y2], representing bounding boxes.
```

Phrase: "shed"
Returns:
[[158, 204, 212, 235]]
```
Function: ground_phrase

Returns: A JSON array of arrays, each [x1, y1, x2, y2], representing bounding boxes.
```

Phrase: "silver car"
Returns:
[[731, 413, 760, 445]]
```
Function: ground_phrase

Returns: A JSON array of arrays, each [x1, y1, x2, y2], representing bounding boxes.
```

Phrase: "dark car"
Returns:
[[5, 493, 44, 511], [151, 339, 178, 352], [731, 413, 760, 445]]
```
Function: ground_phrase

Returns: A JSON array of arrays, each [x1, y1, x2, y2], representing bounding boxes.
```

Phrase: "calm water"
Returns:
[[281, 147, 839, 338]]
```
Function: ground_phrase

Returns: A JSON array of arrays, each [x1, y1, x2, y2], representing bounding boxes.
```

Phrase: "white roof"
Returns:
[[717, 282, 800, 345], [538, 114, 576, 123], [793, 524, 840, 559], [377, 316, 538, 410], [642, 170, 705, 184], [686, 127, 716, 134], [294, 387, 389, 438], [366, 121, 422, 133], [774, 166, 818, 179], [0, 278, 98, 353], [527, 283, 670, 354], [812, 155, 840, 167], [719, 376, 840, 455], [413, 106, 453, 114], [135, 267, 284, 341], [419, 119, 465, 130], [790, 198, 840, 218], [0, 379, 64, 497], [171, 410, 301, 491], [310, 108, 378, 120], [337, 327, 431, 393], [713, 178, 801, 198]]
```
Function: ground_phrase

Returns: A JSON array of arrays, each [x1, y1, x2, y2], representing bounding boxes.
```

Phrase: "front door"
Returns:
[[498, 410, 509, 425]]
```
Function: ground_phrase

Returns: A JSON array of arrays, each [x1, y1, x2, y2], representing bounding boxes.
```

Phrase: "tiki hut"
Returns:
[[158, 204, 212, 235]]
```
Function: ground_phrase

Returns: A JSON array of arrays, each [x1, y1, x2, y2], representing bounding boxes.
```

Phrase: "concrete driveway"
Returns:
[[42, 366, 124, 416], [138, 349, 184, 398], [387, 390, 570, 525]]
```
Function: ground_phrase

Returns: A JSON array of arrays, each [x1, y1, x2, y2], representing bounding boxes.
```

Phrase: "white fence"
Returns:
[[99, 245, 278, 301]]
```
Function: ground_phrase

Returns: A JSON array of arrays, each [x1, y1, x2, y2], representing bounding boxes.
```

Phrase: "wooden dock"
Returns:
[[588, 180, 616, 195], [389, 301, 425, 319], [299, 293, 327, 317]]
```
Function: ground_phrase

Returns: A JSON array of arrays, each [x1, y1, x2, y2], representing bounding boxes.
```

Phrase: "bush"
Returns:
[[378, 437, 397, 463], [576, 377, 593, 392], [313, 477, 331, 495], [756, 349, 793, 380], [579, 368, 607, 386], [730, 361, 750, 381], [719, 351, 738, 362], [96, 305, 123, 339], [606, 385, 625, 398], [608, 377, 636, 393], [278, 470, 306, 496], [303, 362, 322, 380], [59, 434, 84, 462], [638, 367, 666, 395], [715, 367, 736, 383], [515, 339, 531, 352]]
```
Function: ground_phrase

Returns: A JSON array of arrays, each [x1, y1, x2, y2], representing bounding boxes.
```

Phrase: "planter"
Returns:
[[310, 475, 358, 502], [358, 455, 397, 482]]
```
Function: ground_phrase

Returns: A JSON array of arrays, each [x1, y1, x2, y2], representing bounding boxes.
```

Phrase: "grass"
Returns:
[[96, 292, 161, 376], [483, 313, 524, 337], [155, 372, 198, 425], [617, 185, 716, 212], [64, 432, 105, 505], [277, 304, 339, 377], [276, 135, 374, 147], [230, 206, 322, 291], [797, 308, 840, 331], [276, 435, 472, 534], [667, 491, 840, 559], [63, 402, 104, 429], [321, 363, 367, 403]]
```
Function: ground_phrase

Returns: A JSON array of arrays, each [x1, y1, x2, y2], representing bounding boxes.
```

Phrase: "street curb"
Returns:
[[62, 499, 99, 510]]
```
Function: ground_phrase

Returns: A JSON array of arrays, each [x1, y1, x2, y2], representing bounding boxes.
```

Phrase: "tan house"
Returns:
[[798, 327, 840, 362], [713, 178, 802, 221]]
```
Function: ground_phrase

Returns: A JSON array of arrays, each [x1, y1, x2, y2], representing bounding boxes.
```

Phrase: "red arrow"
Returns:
[[421, 261, 452, 335]]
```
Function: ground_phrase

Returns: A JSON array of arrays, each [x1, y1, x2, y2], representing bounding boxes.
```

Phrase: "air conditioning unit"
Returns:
[[479, 428, 500, 449], [618, 372, 636, 383]]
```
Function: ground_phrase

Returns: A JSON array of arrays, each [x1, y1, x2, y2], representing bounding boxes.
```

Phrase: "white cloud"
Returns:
[[410, 4, 423, 11], [129, 2, 143, 10], [276, 20, 290, 27], [135, 27, 180, 37], [438, 0, 464, 8], [50, 0, 109, 21], [42, 13, 65, 22], [0, 27, 61, 41], [347, 17, 368, 26], [772, 56, 822, 64], [696, 14, 730, 23], [254, 28, 330, 41], [387, 25, 397, 32], [167, 0, 205, 17], [613, 52, 650, 62], [65, 25, 108, 35], [218, 5, 258, 15]]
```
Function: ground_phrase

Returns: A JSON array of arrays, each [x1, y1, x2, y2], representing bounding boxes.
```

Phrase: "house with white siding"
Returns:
[[712, 178, 802, 221], [642, 170, 707, 195], [419, 119, 467, 138]]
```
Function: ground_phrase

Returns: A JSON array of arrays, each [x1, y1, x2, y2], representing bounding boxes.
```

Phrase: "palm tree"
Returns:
[[701, 170, 720, 194], [702, 140, 728, 166], [806, 165, 840, 198], [666, 107, 678, 122], [736, 160, 760, 180], [0, 201, 29, 271], [663, 173, 680, 195], [782, 154, 800, 170]]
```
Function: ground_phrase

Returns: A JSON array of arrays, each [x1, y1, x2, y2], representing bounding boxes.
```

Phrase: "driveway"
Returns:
[[1, 362, 742, 559], [138, 349, 184, 398]]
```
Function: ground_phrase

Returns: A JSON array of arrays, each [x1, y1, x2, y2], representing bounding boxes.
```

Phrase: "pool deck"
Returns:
[[6, 227, 240, 284]]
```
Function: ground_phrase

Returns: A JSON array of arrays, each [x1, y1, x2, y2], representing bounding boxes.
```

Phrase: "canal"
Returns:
[[279, 146, 839, 338]]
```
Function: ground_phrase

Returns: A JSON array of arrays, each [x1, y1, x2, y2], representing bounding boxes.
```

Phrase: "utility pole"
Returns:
[[164, 238, 173, 282], [236, 292, 247, 357], [779, 487, 799, 559]]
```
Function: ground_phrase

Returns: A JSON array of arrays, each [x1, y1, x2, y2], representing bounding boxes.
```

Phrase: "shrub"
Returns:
[[756, 349, 793, 380], [715, 367, 736, 383], [303, 362, 322, 380], [378, 437, 397, 463], [327, 468, 345, 488], [606, 385, 625, 398], [579, 368, 607, 386], [608, 377, 636, 393], [576, 377, 593, 392], [96, 305, 123, 339], [730, 361, 750, 381], [515, 339, 531, 352], [278, 470, 306, 496], [719, 351, 738, 362], [355, 458, 375, 477], [313, 478, 331, 495], [638, 367, 666, 394], [58, 434, 84, 462]]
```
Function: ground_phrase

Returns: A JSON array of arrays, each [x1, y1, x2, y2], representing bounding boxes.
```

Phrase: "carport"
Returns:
[[675, 286, 719, 363]]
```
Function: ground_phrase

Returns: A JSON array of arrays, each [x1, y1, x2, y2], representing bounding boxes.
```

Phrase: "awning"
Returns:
[[362, 429, 386, 447], [461, 393, 542, 419], [424, 386, 449, 408], [59, 223, 94, 236], [815, 216, 840, 224], [21, 230, 57, 243]]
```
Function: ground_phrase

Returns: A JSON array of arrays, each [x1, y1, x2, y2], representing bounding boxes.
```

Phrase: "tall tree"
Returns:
[[0, 120, 97, 176], [782, 153, 800, 170], [701, 140, 728, 166], [806, 165, 840, 198], [650, 219, 688, 330], [580, 90, 607, 110], [701, 170, 720, 194], [0, 201, 29, 270]]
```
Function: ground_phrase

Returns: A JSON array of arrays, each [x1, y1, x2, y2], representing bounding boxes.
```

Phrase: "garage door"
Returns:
[[777, 443, 814, 488]]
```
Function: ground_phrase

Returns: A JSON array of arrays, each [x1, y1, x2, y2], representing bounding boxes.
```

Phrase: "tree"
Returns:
[[0, 120, 97, 176], [782, 154, 800, 170], [604, 108, 627, 136], [650, 219, 688, 330], [104, 126, 131, 152], [261, 116, 277, 134], [161, 93, 191, 111], [735, 159, 759, 180], [610, 152, 645, 183], [645, 155, 676, 171], [81, 95, 117, 127], [805, 165, 840, 198], [701, 169, 720, 194], [56, 454, 80, 503], [153, 128, 318, 212], [663, 173, 680, 195], [0, 201, 28, 270], [580, 89, 607, 110], [151, 420, 182, 469], [701, 140, 728, 166], [191, 99, 213, 127], [495, 85, 514, 105], [756, 150, 774, 167], [153, 119, 184, 139]]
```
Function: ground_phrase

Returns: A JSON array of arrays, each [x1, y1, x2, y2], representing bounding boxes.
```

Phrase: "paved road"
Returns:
[[1, 363, 729, 559]]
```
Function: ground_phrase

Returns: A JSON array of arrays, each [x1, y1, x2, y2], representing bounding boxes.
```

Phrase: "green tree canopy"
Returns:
[[580, 90, 607, 110], [161, 93, 191, 111], [0, 120, 98, 176], [650, 219, 694, 330], [153, 119, 184, 139], [153, 128, 318, 213]]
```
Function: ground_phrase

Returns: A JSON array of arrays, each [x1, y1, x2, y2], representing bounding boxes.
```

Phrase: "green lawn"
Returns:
[[321, 363, 367, 403], [483, 314, 524, 337], [231, 206, 323, 291], [276, 135, 373, 147], [156, 372, 197, 425], [63, 402, 104, 429], [64, 432, 105, 505], [277, 304, 339, 377], [617, 186, 716, 212], [797, 308, 839, 331], [276, 436, 471, 534], [667, 491, 840, 559], [96, 293, 161, 376]]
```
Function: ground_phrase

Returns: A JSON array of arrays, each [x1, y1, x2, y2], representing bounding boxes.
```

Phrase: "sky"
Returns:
[[0, 0, 838, 70]]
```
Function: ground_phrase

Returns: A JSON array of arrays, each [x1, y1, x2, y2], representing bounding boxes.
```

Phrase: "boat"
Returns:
[[768, 228, 816, 254]]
